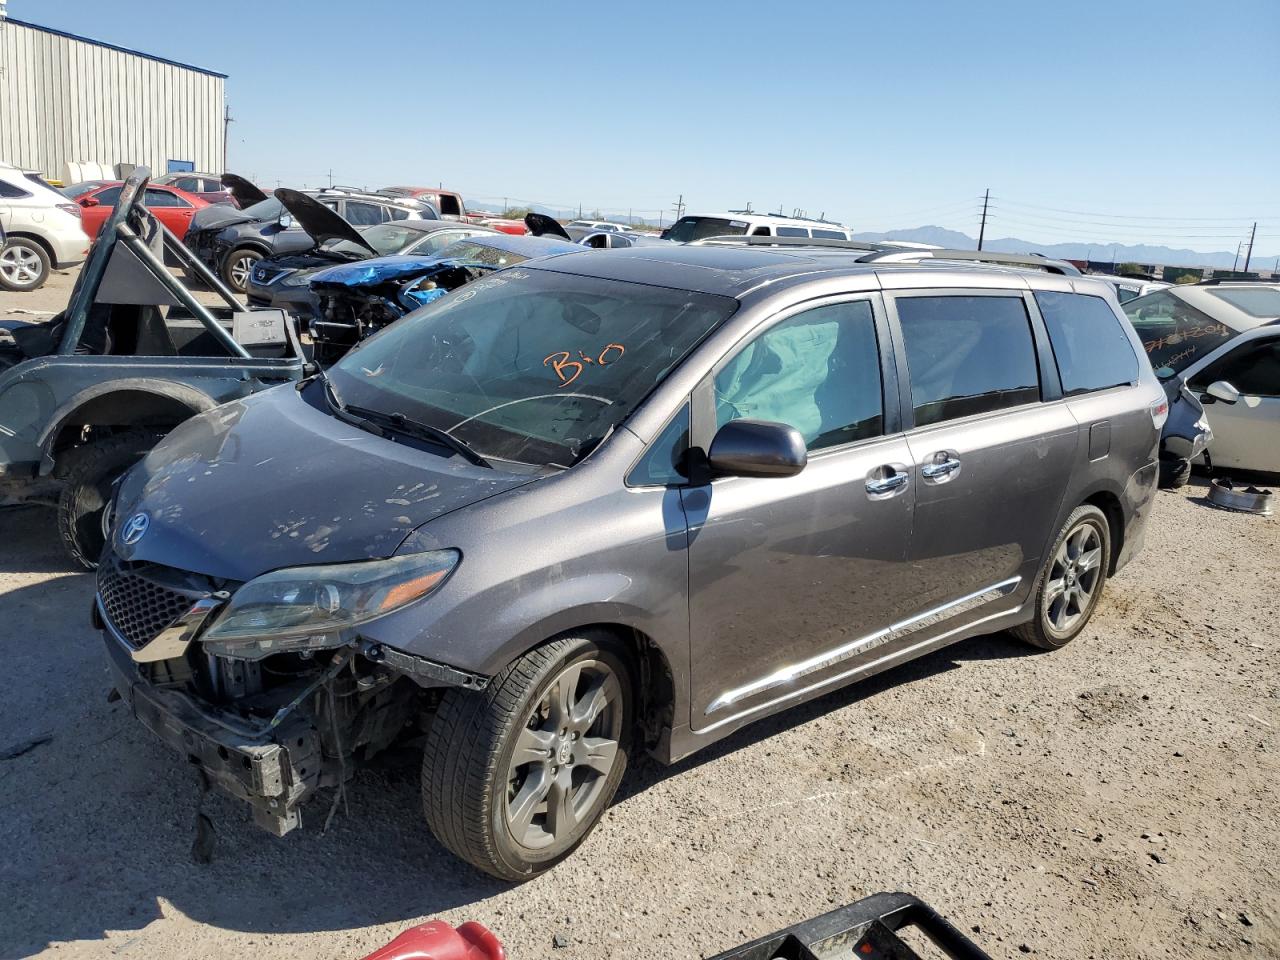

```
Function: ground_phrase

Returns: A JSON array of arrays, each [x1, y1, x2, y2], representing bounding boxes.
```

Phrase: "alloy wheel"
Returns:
[[228, 253, 257, 290], [504, 658, 623, 850], [1044, 520, 1104, 636], [0, 245, 42, 286]]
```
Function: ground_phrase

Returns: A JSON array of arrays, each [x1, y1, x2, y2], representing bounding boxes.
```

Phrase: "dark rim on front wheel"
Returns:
[[504, 658, 623, 850], [1044, 520, 1104, 637]]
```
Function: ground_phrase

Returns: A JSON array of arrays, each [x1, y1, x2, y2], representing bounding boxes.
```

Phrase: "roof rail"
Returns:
[[1195, 277, 1277, 285], [692, 235, 886, 252], [855, 248, 1082, 276]]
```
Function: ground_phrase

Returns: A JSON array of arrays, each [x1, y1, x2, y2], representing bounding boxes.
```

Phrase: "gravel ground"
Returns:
[[0, 480, 1277, 960], [0, 262, 235, 321], [3, 274, 1279, 959]]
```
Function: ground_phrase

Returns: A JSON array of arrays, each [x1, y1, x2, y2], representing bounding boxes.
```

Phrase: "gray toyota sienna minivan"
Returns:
[[97, 244, 1165, 879]]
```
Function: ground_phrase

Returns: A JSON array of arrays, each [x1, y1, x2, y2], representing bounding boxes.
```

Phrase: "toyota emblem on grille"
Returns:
[[120, 512, 150, 545]]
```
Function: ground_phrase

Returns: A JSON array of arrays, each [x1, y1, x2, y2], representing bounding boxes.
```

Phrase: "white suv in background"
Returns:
[[0, 163, 89, 291], [661, 211, 852, 242]]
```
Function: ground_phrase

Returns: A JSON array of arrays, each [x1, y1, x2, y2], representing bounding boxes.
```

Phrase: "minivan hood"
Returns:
[[113, 384, 536, 582], [276, 188, 377, 256]]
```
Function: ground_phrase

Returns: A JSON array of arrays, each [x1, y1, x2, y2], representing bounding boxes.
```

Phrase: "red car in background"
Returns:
[[380, 185, 527, 235], [65, 181, 209, 241]]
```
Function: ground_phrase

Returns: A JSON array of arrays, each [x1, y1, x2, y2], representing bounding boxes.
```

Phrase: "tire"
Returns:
[[57, 430, 162, 570], [1012, 504, 1111, 651], [1158, 456, 1191, 489], [0, 237, 52, 292], [221, 247, 261, 293], [422, 631, 634, 881]]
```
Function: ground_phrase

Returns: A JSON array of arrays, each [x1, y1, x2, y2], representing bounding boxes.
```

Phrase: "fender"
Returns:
[[37, 377, 219, 473]]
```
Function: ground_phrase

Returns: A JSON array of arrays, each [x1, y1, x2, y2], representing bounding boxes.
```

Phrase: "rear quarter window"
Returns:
[[1035, 291, 1139, 395], [1123, 290, 1233, 373]]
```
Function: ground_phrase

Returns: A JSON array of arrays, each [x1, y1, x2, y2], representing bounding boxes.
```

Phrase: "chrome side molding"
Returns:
[[704, 576, 1021, 716]]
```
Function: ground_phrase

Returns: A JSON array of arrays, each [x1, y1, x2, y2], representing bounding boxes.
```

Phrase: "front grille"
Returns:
[[97, 556, 215, 651]]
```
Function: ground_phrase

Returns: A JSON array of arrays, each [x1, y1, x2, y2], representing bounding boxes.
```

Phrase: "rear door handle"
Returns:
[[921, 452, 962, 482], [865, 463, 910, 500]]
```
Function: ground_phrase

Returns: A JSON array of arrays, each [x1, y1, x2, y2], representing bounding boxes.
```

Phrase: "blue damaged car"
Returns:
[[306, 232, 577, 364]]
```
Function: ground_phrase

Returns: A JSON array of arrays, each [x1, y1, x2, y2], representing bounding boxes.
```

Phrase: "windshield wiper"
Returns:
[[346, 402, 492, 468]]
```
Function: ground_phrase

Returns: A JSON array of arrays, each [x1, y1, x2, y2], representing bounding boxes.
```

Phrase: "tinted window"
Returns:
[[329, 271, 734, 467], [174, 177, 199, 192], [1205, 287, 1280, 318], [438, 195, 462, 217], [627, 403, 690, 486], [61, 181, 103, 199], [775, 226, 809, 237], [1035, 291, 1138, 396], [662, 217, 749, 243], [94, 186, 123, 205], [898, 295, 1040, 426], [1123, 290, 1234, 373], [389, 207, 410, 221], [144, 188, 188, 208], [715, 301, 883, 451], [1189, 337, 1280, 397], [813, 229, 847, 240], [344, 201, 385, 225], [0, 179, 30, 199]]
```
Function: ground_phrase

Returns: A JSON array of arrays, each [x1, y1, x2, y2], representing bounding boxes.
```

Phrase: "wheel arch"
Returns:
[[3, 230, 54, 261], [1080, 488, 1125, 574], [38, 379, 217, 471]]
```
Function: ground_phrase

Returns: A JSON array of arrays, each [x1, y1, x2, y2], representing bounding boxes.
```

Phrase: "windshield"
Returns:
[[242, 197, 284, 220], [434, 239, 532, 268], [62, 181, 104, 199], [1204, 286, 1280, 318], [662, 217, 749, 243], [327, 268, 736, 466], [323, 223, 427, 256], [1123, 290, 1234, 373]]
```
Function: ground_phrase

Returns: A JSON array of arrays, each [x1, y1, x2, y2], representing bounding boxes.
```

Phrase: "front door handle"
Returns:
[[865, 463, 910, 500], [921, 452, 962, 483]]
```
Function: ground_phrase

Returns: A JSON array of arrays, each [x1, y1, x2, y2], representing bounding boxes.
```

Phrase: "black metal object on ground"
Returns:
[[707, 892, 992, 960]]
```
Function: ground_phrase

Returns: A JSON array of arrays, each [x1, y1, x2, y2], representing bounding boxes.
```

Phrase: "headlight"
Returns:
[[201, 549, 459, 648], [281, 270, 311, 287]]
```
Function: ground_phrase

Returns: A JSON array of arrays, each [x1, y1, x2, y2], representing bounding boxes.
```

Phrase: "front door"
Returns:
[[685, 297, 919, 730], [889, 291, 1077, 621], [1189, 333, 1280, 472]]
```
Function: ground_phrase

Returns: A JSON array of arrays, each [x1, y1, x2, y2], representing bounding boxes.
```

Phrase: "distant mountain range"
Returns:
[[851, 226, 1278, 271]]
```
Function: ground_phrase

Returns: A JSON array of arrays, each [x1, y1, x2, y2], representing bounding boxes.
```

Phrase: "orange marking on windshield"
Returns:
[[544, 344, 626, 387]]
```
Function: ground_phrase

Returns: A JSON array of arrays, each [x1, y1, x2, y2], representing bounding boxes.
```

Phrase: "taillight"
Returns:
[[1150, 399, 1169, 430], [57, 203, 81, 218]]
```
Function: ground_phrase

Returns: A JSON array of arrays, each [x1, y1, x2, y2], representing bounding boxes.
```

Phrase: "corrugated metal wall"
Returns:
[[0, 19, 225, 181]]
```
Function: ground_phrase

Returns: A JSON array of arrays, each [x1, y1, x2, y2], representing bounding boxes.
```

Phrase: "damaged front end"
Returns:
[[95, 549, 485, 836], [309, 258, 489, 364]]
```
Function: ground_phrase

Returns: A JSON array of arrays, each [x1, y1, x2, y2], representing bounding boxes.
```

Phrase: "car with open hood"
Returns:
[[304, 231, 578, 362], [184, 185, 438, 294], [245, 192, 494, 324], [98, 242, 1163, 880]]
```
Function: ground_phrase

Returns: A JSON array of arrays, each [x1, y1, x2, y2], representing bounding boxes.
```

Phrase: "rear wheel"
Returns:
[[221, 247, 260, 293], [0, 237, 51, 292], [1158, 455, 1191, 489], [56, 430, 162, 569], [1012, 504, 1110, 650], [421, 632, 633, 881]]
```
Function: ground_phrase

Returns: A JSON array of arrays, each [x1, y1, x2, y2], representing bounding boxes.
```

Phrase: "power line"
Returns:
[[991, 196, 1280, 225]]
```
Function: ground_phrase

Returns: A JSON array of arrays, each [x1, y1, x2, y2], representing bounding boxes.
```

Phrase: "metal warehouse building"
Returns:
[[0, 13, 226, 182]]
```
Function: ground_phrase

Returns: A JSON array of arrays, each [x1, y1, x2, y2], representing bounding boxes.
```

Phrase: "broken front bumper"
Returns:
[[101, 622, 323, 836]]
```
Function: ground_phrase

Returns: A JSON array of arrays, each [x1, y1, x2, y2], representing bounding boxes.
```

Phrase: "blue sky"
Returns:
[[20, 0, 1280, 255]]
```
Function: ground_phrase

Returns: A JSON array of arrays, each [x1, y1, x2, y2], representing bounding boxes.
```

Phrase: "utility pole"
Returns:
[[977, 188, 990, 251], [222, 103, 233, 174], [672, 194, 685, 222], [1243, 221, 1257, 272], [327, 169, 333, 188], [1233, 242, 1243, 271]]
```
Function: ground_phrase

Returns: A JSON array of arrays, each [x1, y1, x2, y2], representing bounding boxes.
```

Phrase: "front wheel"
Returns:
[[1012, 504, 1111, 650], [56, 431, 161, 569], [421, 632, 633, 881]]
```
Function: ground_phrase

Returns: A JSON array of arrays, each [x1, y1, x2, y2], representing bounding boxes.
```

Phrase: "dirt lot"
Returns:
[[0, 262, 235, 322], [2, 276, 1279, 960]]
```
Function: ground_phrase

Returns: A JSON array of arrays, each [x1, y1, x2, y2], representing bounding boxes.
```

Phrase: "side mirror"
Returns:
[[708, 419, 807, 479], [1153, 365, 1175, 381], [279, 214, 294, 229], [1206, 380, 1241, 404], [80, 196, 100, 208]]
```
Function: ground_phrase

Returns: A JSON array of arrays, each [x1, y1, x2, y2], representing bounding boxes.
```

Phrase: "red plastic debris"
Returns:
[[360, 920, 505, 960]]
